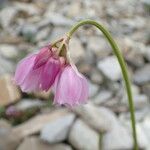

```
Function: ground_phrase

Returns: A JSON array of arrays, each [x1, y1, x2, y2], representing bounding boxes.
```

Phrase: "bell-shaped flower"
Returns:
[[14, 46, 61, 92], [53, 65, 89, 107]]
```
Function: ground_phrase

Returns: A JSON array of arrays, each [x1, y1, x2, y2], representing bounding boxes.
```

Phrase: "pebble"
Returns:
[[0, 74, 21, 106], [97, 56, 121, 81], [68, 119, 99, 150], [17, 136, 72, 150], [134, 64, 150, 85], [74, 104, 118, 132], [15, 99, 45, 111], [0, 44, 18, 59], [40, 113, 75, 143], [12, 109, 69, 139], [93, 90, 113, 104]]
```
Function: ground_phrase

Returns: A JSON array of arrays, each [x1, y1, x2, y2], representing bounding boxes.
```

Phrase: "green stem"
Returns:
[[67, 20, 138, 150]]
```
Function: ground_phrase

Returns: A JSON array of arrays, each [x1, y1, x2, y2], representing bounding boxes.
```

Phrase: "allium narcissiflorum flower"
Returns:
[[14, 37, 89, 106]]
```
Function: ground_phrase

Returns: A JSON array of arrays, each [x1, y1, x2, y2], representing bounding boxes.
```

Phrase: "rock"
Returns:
[[12, 109, 70, 139], [90, 69, 103, 84], [44, 12, 74, 26], [69, 38, 85, 63], [142, 83, 150, 97], [0, 44, 18, 59], [136, 124, 149, 149], [14, 2, 41, 16], [0, 119, 21, 150], [49, 27, 68, 41], [93, 90, 113, 104], [122, 94, 149, 109], [68, 119, 99, 150], [17, 136, 72, 150], [20, 23, 38, 42], [40, 113, 75, 143], [89, 81, 99, 98], [74, 104, 117, 132], [35, 27, 51, 42], [15, 99, 45, 111], [0, 74, 21, 106], [97, 56, 121, 81], [0, 6, 17, 28], [134, 64, 150, 85], [103, 122, 132, 150], [88, 36, 111, 58], [0, 57, 15, 74]]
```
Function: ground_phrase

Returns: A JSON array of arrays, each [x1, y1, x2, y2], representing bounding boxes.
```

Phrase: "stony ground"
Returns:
[[0, 0, 150, 150]]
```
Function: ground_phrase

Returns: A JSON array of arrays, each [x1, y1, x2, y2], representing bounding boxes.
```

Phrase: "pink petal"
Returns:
[[20, 66, 43, 92], [40, 57, 61, 91], [33, 46, 51, 69], [14, 54, 36, 85], [54, 65, 89, 106]]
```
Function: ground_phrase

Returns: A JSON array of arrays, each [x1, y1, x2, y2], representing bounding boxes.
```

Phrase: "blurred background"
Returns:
[[0, 0, 149, 150]]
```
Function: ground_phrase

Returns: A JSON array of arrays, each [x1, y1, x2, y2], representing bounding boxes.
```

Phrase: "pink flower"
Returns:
[[14, 46, 61, 92], [14, 36, 89, 107], [53, 65, 89, 106]]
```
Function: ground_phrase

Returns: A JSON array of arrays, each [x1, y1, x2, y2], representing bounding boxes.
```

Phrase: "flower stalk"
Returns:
[[67, 20, 138, 150]]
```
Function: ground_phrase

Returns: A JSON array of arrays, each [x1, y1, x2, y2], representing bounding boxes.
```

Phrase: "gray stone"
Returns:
[[68, 119, 99, 150], [0, 44, 18, 59], [93, 90, 113, 104], [90, 69, 103, 84], [88, 36, 111, 58], [69, 38, 85, 63], [17, 136, 72, 150], [0, 57, 15, 74], [98, 56, 121, 81], [103, 122, 132, 150], [122, 94, 149, 109], [0, 6, 17, 28], [134, 64, 150, 85], [0, 74, 21, 106], [0, 120, 20, 150], [20, 24, 38, 41], [74, 104, 118, 132], [44, 12, 74, 26], [40, 113, 75, 143], [142, 83, 150, 97], [15, 99, 45, 111], [89, 81, 99, 98], [14, 2, 41, 16], [12, 109, 70, 139]]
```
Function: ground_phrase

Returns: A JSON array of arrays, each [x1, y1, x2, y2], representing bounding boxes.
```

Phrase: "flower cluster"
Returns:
[[14, 37, 88, 106]]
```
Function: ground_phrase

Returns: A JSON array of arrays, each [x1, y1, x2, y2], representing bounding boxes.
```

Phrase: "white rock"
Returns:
[[0, 44, 18, 59], [41, 113, 75, 143], [93, 90, 113, 104], [15, 99, 45, 111], [98, 56, 121, 81], [0, 6, 17, 28], [103, 123, 133, 150], [69, 38, 85, 63], [17, 136, 72, 150], [74, 104, 118, 132], [68, 119, 99, 150], [89, 81, 99, 98], [44, 12, 74, 26]]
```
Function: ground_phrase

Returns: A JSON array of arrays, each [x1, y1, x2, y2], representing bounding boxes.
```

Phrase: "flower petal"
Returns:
[[54, 65, 89, 106], [40, 58, 61, 91], [14, 54, 36, 85], [33, 46, 51, 69]]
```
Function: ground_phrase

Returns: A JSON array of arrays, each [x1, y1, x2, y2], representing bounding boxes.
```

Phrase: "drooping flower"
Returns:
[[14, 36, 89, 106], [53, 65, 89, 106], [14, 46, 61, 92]]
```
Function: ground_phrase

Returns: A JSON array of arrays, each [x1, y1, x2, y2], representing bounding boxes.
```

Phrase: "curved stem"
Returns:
[[67, 20, 138, 150]]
